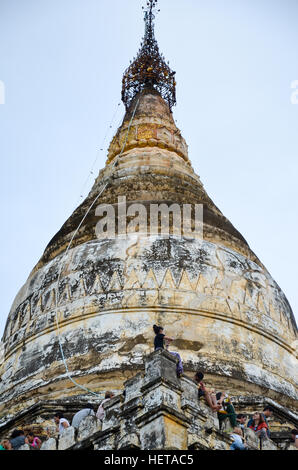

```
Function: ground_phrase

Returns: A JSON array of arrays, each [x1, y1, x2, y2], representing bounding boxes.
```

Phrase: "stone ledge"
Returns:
[[135, 404, 191, 428], [2, 350, 294, 450]]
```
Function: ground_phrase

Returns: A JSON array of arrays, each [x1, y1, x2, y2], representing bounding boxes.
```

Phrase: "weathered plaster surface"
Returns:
[[10, 350, 293, 451], [0, 90, 297, 423], [0, 235, 297, 418]]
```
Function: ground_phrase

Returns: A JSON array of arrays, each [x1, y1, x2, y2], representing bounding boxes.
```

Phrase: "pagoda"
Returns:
[[0, 0, 297, 440]]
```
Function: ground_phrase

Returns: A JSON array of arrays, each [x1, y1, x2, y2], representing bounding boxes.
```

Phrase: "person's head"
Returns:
[[27, 432, 35, 443], [153, 325, 164, 335], [290, 429, 298, 440], [216, 392, 222, 401], [253, 412, 265, 424], [105, 391, 114, 399], [233, 427, 243, 437], [194, 371, 204, 383], [10, 429, 24, 439], [54, 412, 64, 423], [1, 439, 12, 450], [263, 406, 274, 417], [237, 414, 247, 424]]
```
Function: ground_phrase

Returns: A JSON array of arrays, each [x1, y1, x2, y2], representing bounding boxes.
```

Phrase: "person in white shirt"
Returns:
[[230, 427, 248, 450], [96, 391, 115, 421], [72, 406, 96, 429], [54, 412, 70, 435]]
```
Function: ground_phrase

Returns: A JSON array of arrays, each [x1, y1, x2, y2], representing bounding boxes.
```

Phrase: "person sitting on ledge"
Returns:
[[229, 427, 248, 450], [9, 429, 29, 450], [194, 371, 221, 411], [248, 412, 269, 441], [247, 406, 273, 439], [153, 324, 183, 377], [0, 439, 12, 450], [27, 432, 42, 450]]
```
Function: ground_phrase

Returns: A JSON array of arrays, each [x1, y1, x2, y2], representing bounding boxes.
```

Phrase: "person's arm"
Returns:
[[295, 437, 298, 449], [217, 393, 225, 406], [200, 381, 206, 392]]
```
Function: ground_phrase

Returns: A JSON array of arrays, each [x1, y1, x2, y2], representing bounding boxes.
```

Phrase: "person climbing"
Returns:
[[153, 324, 183, 377], [96, 391, 115, 421], [216, 392, 237, 430], [194, 371, 221, 411], [72, 405, 96, 429], [248, 412, 269, 441], [54, 412, 70, 436]]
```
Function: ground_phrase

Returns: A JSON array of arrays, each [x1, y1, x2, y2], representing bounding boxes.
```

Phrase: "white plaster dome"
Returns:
[[1, 91, 297, 421]]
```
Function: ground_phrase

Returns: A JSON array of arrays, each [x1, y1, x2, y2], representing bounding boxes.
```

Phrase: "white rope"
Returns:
[[76, 102, 122, 207], [54, 96, 141, 397]]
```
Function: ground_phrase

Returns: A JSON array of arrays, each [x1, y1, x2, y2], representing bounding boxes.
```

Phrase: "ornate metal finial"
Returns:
[[122, 0, 176, 111]]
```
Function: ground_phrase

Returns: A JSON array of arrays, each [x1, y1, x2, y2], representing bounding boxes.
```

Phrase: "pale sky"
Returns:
[[0, 0, 297, 338]]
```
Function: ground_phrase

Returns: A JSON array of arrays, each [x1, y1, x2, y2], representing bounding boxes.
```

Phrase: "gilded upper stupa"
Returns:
[[0, 0, 297, 429]]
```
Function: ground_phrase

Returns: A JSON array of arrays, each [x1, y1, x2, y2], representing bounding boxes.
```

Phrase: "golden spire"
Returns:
[[122, 0, 176, 111]]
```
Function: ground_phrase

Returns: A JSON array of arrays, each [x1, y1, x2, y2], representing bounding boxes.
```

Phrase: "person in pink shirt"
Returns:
[[27, 432, 42, 450]]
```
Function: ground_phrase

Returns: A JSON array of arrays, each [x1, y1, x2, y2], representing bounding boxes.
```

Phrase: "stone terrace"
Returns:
[[2, 350, 297, 450]]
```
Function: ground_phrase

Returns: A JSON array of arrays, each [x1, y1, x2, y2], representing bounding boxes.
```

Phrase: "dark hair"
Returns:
[[195, 371, 204, 382], [291, 429, 298, 435], [263, 406, 274, 413], [105, 391, 114, 399], [216, 392, 222, 401], [10, 429, 24, 438], [237, 414, 246, 420], [153, 325, 163, 335], [27, 432, 35, 437], [54, 412, 64, 419], [254, 412, 265, 424]]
